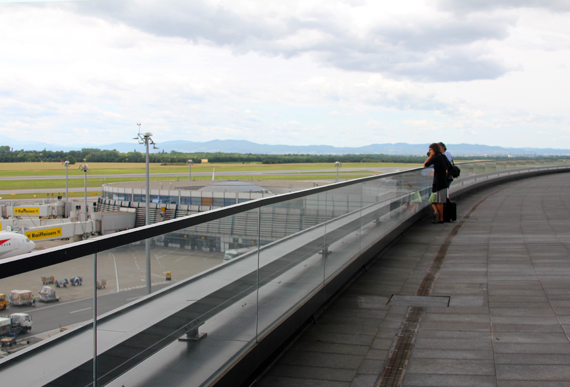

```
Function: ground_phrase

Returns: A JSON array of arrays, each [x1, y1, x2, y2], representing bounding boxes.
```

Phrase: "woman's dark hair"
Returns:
[[429, 143, 442, 155]]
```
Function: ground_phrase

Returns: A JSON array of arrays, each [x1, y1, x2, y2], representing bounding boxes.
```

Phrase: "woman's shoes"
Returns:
[[432, 212, 439, 224]]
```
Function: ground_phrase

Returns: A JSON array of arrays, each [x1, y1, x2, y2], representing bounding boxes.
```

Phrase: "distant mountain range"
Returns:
[[4, 138, 570, 156]]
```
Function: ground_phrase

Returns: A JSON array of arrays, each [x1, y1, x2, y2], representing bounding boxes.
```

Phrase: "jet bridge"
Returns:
[[0, 211, 135, 241]]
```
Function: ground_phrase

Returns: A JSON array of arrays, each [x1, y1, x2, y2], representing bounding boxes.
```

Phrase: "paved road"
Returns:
[[12, 284, 171, 340]]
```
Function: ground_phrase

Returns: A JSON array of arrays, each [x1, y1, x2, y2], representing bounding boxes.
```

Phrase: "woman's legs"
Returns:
[[431, 203, 438, 214], [436, 203, 444, 221], [431, 203, 442, 223]]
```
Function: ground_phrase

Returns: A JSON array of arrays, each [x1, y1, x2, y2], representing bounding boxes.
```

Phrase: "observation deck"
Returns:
[[0, 160, 569, 387], [255, 172, 570, 387]]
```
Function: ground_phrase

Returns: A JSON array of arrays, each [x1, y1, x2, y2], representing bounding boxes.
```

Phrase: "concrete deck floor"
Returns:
[[253, 172, 570, 387]]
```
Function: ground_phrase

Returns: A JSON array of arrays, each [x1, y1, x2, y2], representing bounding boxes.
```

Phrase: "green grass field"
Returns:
[[0, 162, 421, 177], [0, 161, 418, 199], [0, 172, 376, 190]]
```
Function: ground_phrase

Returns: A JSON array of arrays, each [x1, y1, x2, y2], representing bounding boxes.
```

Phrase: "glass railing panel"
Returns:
[[475, 161, 488, 174], [95, 209, 260, 387], [0, 252, 97, 386], [458, 162, 476, 180], [323, 183, 367, 281], [495, 161, 506, 171], [360, 169, 432, 259], [256, 192, 326, 337], [485, 161, 495, 174], [449, 161, 485, 192]]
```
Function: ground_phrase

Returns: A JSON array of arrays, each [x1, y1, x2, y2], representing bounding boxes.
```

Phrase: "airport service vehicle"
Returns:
[[223, 247, 257, 262], [0, 294, 7, 310], [56, 279, 69, 288], [7, 313, 32, 334], [0, 333, 17, 347], [0, 313, 32, 336], [8, 290, 34, 306], [38, 286, 59, 303], [0, 232, 36, 259], [0, 317, 11, 336], [70, 276, 83, 286]]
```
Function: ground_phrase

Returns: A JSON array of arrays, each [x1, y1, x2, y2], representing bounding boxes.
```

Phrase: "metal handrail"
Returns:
[[0, 164, 427, 279]]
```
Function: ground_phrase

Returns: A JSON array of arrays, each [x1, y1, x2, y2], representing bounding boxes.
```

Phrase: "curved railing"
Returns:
[[0, 158, 568, 387]]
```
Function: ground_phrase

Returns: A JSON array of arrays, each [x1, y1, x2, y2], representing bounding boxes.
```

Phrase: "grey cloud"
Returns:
[[372, 15, 513, 51], [366, 91, 449, 112], [433, 0, 570, 14], [67, 0, 514, 82], [71, 1, 297, 46], [326, 49, 508, 82]]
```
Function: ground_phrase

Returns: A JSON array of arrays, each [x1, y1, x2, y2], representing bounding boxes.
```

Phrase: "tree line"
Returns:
[[0, 145, 560, 164]]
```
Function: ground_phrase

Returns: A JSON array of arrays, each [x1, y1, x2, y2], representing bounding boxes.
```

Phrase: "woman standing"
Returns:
[[424, 143, 448, 224]]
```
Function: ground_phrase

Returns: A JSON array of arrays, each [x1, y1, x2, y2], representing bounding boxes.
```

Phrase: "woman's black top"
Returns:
[[425, 154, 449, 192]]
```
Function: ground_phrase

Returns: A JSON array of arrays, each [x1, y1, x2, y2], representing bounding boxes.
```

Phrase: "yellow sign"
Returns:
[[201, 159, 208, 163], [14, 207, 40, 215], [26, 227, 63, 241]]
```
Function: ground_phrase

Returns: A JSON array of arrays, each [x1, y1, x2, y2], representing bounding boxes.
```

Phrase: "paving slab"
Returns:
[[255, 376, 350, 387], [266, 364, 357, 382], [403, 374, 497, 387], [291, 341, 370, 356], [498, 381, 570, 387], [495, 353, 570, 365], [407, 358, 495, 375], [497, 364, 570, 381], [411, 348, 494, 360], [278, 350, 364, 369]]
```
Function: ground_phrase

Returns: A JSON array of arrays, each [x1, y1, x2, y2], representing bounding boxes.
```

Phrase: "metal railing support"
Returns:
[[93, 253, 98, 387]]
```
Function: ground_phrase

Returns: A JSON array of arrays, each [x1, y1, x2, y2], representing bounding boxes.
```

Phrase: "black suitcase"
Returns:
[[443, 200, 457, 222]]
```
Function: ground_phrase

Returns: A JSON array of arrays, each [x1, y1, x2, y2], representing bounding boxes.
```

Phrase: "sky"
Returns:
[[1, 0, 570, 149]]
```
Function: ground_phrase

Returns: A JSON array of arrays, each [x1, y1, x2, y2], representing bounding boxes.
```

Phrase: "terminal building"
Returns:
[[97, 179, 375, 254], [2, 179, 352, 254]]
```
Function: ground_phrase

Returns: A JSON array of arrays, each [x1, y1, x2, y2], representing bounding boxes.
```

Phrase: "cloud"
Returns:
[[3, 1, 570, 149], [432, 0, 570, 15], [62, 0, 516, 82]]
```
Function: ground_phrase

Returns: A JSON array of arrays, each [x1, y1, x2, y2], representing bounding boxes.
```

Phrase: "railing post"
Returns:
[[256, 206, 261, 341], [93, 253, 98, 387]]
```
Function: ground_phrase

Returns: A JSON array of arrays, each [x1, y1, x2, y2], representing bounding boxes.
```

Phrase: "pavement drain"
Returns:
[[377, 306, 425, 387], [387, 295, 450, 307], [376, 188, 500, 386]]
